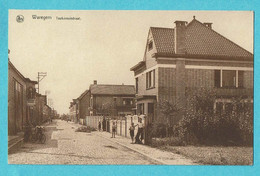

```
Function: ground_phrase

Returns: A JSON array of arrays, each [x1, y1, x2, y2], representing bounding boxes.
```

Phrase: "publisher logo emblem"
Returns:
[[16, 15, 24, 23]]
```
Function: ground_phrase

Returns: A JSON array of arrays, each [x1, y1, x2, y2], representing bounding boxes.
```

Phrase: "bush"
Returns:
[[151, 137, 185, 147], [151, 122, 167, 138], [75, 126, 97, 133], [173, 90, 253, 146]]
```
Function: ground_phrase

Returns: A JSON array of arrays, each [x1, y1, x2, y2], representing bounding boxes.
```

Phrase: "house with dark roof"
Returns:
[[130, 16, 253, 124], [77, 89, 90, 120], [77, 80, 136, 117]]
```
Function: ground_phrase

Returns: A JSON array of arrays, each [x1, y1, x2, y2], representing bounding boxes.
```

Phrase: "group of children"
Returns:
[[112, 118, 144, 144], [98, 117, 145, 144]]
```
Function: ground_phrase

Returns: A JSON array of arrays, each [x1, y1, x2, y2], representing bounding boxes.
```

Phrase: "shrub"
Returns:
[[151, 137, 185, 147], [75, 126, 97, 133], [151, 122, 167, 138], [173, 89, 253, 146]]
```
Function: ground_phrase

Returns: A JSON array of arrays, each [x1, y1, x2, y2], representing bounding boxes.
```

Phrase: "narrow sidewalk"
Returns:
[[94, 131, 197, 165]]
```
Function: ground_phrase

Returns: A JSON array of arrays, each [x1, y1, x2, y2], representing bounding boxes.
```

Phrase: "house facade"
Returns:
[[69, 99, 79, 122], [89, 81, 136, 116], [76, 80, 136, 118], [8, 60, 37, 135], [77, 89, 90, 119], [130, 17, 253, 124]]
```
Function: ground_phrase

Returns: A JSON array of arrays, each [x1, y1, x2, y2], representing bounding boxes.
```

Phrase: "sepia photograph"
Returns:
[[7, 10, 253, 165]]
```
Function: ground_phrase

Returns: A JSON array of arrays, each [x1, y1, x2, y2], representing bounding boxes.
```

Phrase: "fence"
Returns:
[[83, 115, 144, 138]]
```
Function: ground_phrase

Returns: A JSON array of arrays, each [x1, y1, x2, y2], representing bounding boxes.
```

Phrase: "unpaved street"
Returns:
[[8, 120, 159, 165]]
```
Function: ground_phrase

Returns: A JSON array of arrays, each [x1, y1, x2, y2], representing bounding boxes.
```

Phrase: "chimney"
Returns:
[[174, 20, 187, 54], [203, 22, 212, 29], [93, 80, 97, 85]]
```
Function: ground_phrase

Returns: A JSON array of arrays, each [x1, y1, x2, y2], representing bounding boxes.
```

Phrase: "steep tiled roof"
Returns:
[[90, 84, 135, 95], [185, 19, 253, 58], [78, 89, 89, 100], [150, 27, 175, 54], [149, 19, 253, 59]]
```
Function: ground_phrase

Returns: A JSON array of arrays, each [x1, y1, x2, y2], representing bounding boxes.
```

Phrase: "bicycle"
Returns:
[[31, 126, 46, 144]]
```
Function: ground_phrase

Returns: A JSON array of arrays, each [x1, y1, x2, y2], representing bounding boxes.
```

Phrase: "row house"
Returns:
[[9, 58, 55, 135], [130, 16, 253, 124], [77, 89, 90, 120], [8, 60, 37, 135], [76, 80, 136, 119], [69, 99, 79, 122]]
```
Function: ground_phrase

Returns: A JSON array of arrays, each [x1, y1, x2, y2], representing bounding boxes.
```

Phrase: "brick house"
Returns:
[[76, 80, 136, 117], [77, 89, 90, 119], [8, 60, 37, 135], [130, 16, 253, 124]]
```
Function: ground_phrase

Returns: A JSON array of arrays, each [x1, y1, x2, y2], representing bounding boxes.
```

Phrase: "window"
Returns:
[[222, 70, 236, 87], [148, 41, 153, 51], [146, 70, 155, 89], [135, 78, 138, 94], [214, 70, 243, 88], [90, 96, 93, 107], [122, 98, 132, 106]]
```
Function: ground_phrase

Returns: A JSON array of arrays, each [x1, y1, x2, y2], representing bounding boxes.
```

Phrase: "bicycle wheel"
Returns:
[[31, 133, 37, 143], [40, 134, 46, 144]]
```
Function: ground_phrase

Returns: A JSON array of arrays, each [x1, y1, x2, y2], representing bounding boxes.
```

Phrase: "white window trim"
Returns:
[[220, 70, 241, 88], [185, 65, 253, 71], [135, 64, 176, 78], [134, 64, 252, 78]]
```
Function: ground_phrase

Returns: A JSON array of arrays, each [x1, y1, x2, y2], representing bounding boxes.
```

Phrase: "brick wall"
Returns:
[[185, 69, 214, 88], [158, 67, 176, 104], [136, 68, 158, 96], [244, 71, 253, 89], [79, 91, 90, 119]]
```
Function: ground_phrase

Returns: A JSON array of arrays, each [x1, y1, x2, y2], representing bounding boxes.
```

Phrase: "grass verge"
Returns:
[[159, 145, 253, 165]]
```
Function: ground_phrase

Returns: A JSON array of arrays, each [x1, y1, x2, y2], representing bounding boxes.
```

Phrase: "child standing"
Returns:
[[129, 123, 136, 144], [98, 121, 101, 131], [111, 121, 116, 138]]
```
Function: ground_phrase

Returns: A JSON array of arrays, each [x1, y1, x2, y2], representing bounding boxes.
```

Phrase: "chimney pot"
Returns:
[[94, 80, 97, 84], [174, 20, 187, 27], [174, 20, 187, 54], [203, 23, 212, 29]]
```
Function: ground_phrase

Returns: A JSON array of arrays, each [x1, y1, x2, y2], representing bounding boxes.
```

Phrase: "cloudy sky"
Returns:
[[8, 10, 253, 114]]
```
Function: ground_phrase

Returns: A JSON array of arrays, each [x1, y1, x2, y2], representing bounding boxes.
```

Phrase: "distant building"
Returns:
[[77, 89, 90, 119], [69, 99, 78, 122], [88, 81, 136, 116], [130, 17, 253, 124], [75, 80, 135, 119]]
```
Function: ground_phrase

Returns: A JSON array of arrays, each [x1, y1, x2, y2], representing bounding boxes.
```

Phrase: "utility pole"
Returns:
[[37, 72, 47, 94], [36, 72, 47, 125]]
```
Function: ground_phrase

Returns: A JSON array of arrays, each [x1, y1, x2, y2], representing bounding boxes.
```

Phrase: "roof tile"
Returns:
[[149, 19, 253, 59], [90, 85, 135, 95]]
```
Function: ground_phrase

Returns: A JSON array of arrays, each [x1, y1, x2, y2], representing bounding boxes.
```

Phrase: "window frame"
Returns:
[[146, 69, 155, 89], [214, 70, 244, 88]]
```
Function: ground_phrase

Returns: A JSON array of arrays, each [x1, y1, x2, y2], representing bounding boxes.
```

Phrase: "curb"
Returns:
[[8, 138, 24, 154], [95, 132, 167, 165]]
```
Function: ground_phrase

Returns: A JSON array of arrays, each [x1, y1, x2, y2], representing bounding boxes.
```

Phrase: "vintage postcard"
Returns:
[[7, 10, 253, 166]]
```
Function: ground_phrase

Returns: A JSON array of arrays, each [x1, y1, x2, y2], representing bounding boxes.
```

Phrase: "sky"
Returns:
[[8, 10, 254, 114]]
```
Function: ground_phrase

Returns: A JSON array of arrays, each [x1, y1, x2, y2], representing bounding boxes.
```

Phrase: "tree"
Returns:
[[159, 100, 182, 137]]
